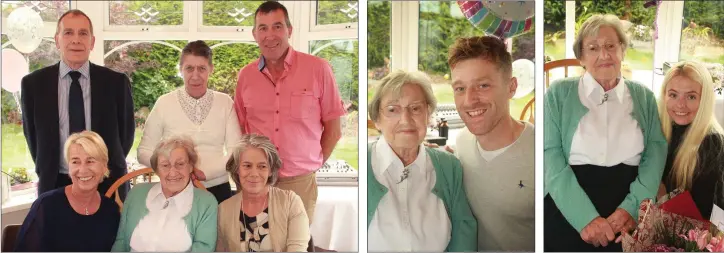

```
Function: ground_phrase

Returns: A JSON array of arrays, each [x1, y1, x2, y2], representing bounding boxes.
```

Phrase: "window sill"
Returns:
[[2, 187, 37, 214]]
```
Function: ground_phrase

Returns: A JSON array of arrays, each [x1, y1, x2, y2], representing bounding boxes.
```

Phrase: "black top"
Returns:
[[14, 187, 120, 252], [240, 208, 270, 252], [663, 123, 724, 219]]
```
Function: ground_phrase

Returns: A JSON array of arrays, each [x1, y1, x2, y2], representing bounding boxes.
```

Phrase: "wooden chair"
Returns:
[[2, 224, 21, 252], [104, 167, 206, 211], [519, 97, 535, 124], [544, 59, 582, 88]]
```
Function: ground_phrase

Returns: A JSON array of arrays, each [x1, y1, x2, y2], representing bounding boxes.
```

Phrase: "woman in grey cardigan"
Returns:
[[543, 14, 667, 251]]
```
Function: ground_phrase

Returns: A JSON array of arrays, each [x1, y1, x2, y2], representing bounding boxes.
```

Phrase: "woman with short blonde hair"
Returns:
[[544, 14, 667, 251], [367, 70, 476, 252], [658, 61, 724, 219], [113, 136, 218, 252], [15, 131, 120, 252]]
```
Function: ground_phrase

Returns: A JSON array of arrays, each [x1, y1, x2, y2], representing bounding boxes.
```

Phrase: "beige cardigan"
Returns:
[[216, 186, 310, 252]]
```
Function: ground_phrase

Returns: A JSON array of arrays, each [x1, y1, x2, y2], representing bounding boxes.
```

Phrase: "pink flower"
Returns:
[[680, 228, 711, 250], [708, 236, 724, 252]]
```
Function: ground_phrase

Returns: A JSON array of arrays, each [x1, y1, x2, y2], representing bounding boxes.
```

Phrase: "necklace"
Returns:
[[70, 187, 95, 215]]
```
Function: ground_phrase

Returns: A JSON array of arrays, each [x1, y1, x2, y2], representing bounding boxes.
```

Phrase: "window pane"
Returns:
[[575, 1, 656, 87], [679, 1, 724, 91], [316, 1, 358, 26], [109, 1, 184, 26], [310, 39, 359, 169], [202, 1, 264, 27], [2, 0, 69, 22], [418, 1, 479, 104], [367, 1, 390, 85], [544, 0, 565, 61], [2, 34, 61, 192]]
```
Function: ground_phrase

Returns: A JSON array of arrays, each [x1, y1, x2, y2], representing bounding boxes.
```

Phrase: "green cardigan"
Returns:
[[367, 143, 477, 252], [543, 77, 667, 232], [111, 183, 218, 252]]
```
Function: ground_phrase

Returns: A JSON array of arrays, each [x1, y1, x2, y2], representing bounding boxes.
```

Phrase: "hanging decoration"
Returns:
[[6, 7, 44, 54], [1, 49, 29, 93], [512, 59, 534, 99], [457, 1, 534, 39]]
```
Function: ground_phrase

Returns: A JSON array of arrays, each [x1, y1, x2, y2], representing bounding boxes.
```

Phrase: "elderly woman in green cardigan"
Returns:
[[112, 136, 218, 252], [367, 70, 477, 252], [543, 14, 667, 252]]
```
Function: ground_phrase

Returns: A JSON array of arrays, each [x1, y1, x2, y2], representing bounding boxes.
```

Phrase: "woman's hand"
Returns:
[[606, 208, 633, 233], [580, 217, 616, 247], [192, 168, 206, 181]]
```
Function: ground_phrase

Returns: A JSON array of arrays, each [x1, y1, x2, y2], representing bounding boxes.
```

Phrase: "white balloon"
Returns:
[[7, 7, 44, 54], [1, 49, 29, 93], [512, 59, 534, 99]]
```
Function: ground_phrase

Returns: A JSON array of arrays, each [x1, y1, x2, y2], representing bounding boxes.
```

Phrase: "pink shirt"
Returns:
[[234, 48, 346, 178]]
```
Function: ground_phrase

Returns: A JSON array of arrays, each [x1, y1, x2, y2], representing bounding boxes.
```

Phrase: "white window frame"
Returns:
[[195, 0, 296, 39], [102, 1, 190, 33], [308, 0, 358, 33]]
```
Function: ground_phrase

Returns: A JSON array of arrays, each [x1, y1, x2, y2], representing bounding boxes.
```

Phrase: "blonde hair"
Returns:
[[573, 14, 629, 60], [447, 36, 513, 78], [368, 70, 437, 122], [658, 61, 724, 190], [64, 131, 110, 178]]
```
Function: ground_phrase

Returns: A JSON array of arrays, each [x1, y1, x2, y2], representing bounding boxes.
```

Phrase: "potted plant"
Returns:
[[8, 168, 33, 191]]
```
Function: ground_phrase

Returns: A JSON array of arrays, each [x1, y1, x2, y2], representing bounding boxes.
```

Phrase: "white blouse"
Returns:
[[368, 137, 451, 252], [569, 72, 645, 167], [129, 182, 194, 252]]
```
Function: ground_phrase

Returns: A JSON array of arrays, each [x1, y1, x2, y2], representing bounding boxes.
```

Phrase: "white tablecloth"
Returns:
[[311, 186, 358, 252]]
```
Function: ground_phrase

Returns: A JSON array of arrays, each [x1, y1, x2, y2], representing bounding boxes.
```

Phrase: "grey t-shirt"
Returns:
[[455, 122, 535, 251]]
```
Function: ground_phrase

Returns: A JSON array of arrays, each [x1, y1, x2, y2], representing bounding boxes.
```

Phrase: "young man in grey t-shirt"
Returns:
[[446, 36, 535, 251]]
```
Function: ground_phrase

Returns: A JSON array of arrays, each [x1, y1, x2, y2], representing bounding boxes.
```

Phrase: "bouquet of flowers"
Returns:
[[622, 190, 723, 252]]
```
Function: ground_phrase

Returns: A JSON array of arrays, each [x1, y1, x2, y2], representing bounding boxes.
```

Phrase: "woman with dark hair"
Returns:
[[137, 40, 242, 203]]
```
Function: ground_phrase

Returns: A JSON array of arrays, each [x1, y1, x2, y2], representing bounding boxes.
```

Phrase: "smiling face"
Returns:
[[579, 26, 625, 82], [252, 9, 292, 62], [237, 147, 271, 194], [156, 148, 192, 195], [451, 58, 516, 136], [67, 144, 106, 192], [665, 75, 702, 125], [55, 14, 95, 68], [375, 84, 429, 150]]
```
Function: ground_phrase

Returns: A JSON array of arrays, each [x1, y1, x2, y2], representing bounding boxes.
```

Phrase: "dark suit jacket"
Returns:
[[20, 62, 135, 199]]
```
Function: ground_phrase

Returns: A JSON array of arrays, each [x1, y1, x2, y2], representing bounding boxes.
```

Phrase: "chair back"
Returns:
[[544, 59, 583, 88], [104, 167, 206, 211], [519, 97, 535, 124], [1, 224, 21, 252]]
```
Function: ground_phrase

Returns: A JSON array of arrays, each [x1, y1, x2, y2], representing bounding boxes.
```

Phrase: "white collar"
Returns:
[[582, 72, 626, 104], [373, 136, 427, 182], [146, 181, 194, 215]]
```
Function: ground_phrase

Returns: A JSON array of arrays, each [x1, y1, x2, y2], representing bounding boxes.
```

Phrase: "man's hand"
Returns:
[[191, 168, 206, 181], [580, 217, 616, 247]]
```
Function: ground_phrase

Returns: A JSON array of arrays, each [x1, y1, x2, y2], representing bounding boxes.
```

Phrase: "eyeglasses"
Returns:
[[381, 102, 428, 118], [159, 161, 190, 171], [584, 42, 622, 54]]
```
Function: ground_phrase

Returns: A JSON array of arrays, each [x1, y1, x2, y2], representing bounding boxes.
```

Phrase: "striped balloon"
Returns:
[[458, 1, 534, 39]]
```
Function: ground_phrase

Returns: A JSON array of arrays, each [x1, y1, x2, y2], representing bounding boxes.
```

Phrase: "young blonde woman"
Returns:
[[658, 61, 724, 219]]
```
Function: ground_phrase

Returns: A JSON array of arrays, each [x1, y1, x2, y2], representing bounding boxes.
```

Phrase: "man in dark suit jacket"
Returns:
[[20, 10, 134, 199]]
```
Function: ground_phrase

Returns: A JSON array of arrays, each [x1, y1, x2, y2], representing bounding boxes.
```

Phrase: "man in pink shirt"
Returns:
[[234, 1, 345, 224]]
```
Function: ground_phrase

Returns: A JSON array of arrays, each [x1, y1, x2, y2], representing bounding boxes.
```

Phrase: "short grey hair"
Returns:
[[573, 14, 629, 60], [226, 134, 282, 187], [150, 136, 199, 174], [368, 70, 438, 122]]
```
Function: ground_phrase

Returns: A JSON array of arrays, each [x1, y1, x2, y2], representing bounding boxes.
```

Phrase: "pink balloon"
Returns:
[[1, 48, 28, 93]]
